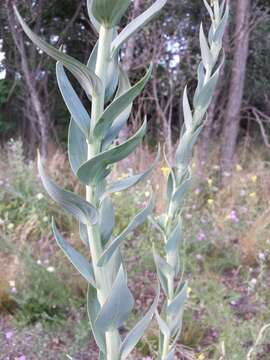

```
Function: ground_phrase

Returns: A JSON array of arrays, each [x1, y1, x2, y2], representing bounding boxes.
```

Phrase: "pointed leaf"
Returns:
[[97, 193, 155, 267], [14, 6, 101, 99], [104, 146, 160, 196], [176, 126, 203, 168], [95, 266, 134, 332], [182, 86, 193, 131], [56, 62, 90, 137], [165, 221, 182, 275], [87, 285, 106, 354], [52, 219, 96, 287], [119, 286, 160, 360], [68, 119, 87, 175], [171, 176, 192, 212], [87, 35, 119, 104], [153, 247, 174, 297], [112, 0, 168, 55], [167, 282, 187, 319], [193, 65, 221, 122], [155, 310, 170, 338], [213, 4, 229, 43], [77, 119, 147, 185], [99, 196, 115, 245], [94, 66, 152, 139], [102, 68, 132, 149], [199, 23, 213, 71], [79, 222, 89, 247], [38, 153, 98, 225]]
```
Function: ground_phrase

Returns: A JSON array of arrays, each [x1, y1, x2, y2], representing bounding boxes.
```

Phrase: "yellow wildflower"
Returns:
[[207, 178, 213, 187], [251, 175, 257, 183], [207, 198, 214, 205], [197, 354, 205, 360], [114, 192, 121, 197], [187, 287, 192, 296], [236, 164, 242, 172], [161, 167, 170, 177], [249, 192, 256, 198]]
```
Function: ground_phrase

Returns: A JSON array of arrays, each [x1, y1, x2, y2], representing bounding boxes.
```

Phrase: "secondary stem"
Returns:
[[86, 25, 120, 360]]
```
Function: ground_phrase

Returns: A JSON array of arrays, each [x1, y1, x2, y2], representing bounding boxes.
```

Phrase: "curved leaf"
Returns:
[[87, 35, 119, 104], [94, 66, 152, 140], [87, 284, 106, 354], [68, 119, 87, 175], [91, 0, 130, 28], [86, 0, 101, 32], [112, 0, 168, 55], [77, 119, 147, 185], [119, 286, 160, 360], [56, 62, 90, 137], [14, 6, 101, 99], [38, 153, 98, 225], [99, 196, 115, 245], [101, 68, 132, 149], [97, 192, 155, 267], [104, 145, 160, 196], [95, 266, 134, 332], [52, 219, 96, 287]]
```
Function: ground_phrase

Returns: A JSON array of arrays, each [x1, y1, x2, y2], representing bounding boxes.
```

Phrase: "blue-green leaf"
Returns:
[[165, 221, 182, 275], [104, 145, 160, 196], [153, 247, 174, 297], [14, 6, 101, 99], [175, 126, 203, 168], [38, 153, 98, 225], [94, 66, 152, 140], [171, 176, 192, 213], [99, 196, 115, 245], [155, 310, 170, 338], [91, 0, 130, 28], [95, 266, 134, 332], [87, 35, 119, 104], [167, 282, 187, 320], [101, 69, 132, 149], [56, 62, 90, 137], [79, 222, 89, 248], [52, 219, 96, 287], [182, 86, 193, 131], [119, 286, 160, 360], [200, 23, 213, 71], [87, 285, 106, 354], [97, 192, 155, 267], [86, 0, 101, 32], [68, 119, 87, 175], [112, 0, 168, 55], [193, 67, 220, 123], [77, 119, 147, 185]]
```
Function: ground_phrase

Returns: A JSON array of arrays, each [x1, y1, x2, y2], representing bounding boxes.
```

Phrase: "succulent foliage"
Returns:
[[14, 1, 168, 359], [153, 1, 229, 359], [14, 0, 228, 359]]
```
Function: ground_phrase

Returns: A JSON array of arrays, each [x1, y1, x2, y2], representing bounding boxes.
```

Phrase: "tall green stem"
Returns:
[[86, 25, 120, 360]]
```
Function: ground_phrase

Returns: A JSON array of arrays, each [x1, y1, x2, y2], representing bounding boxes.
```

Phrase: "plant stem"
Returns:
[[86, 25, 120, 360]]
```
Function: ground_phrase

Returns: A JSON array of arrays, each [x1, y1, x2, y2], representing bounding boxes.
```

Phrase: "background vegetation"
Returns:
[[0, 0, 270, 359]]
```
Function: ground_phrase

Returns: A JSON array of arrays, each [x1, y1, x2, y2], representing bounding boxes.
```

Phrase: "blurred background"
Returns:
[[0, 0, 270, 359]]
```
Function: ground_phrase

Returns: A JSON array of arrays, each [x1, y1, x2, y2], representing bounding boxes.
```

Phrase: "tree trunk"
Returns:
[[122, 0, 141, 73], [6, 1, 50, 158], [220, 0, 251, 183]]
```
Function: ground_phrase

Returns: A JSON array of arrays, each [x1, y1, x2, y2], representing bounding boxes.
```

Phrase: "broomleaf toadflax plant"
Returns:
[[153, 1, 229, 359], [14, 1, 168, 359]]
